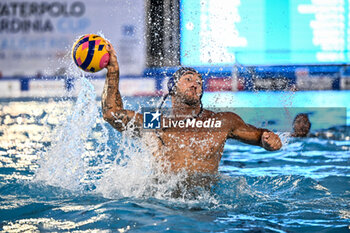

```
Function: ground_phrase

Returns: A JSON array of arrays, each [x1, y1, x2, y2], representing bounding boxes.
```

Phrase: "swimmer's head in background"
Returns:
[[292, 113, 311, 137], [167, 67, 202, 96]]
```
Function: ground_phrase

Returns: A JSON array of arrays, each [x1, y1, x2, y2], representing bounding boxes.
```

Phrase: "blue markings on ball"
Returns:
[[80, 40, 95, 70], [72, 36, 89, 67]]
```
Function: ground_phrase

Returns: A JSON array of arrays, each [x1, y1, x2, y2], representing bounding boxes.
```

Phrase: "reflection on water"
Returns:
[[2, 216, 110, 232], [0, 82, 350, 232]]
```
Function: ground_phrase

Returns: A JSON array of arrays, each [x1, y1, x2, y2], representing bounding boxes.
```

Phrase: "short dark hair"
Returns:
[[293, 113, 311, 136]]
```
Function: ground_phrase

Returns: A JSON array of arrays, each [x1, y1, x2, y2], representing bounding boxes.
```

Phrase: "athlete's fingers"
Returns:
[[105, 40, 117, 55], [270, 135, 282, 150], [262, 132, 270, 140], [271, 139, 279, 149], [106, 43, 116, 54], [105, 42, 118, 68], [262, 132, 282, 150]]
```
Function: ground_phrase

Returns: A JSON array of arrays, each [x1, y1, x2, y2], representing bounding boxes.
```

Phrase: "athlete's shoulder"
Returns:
[[201, 109, 242, 125], [202, 108, 236, 116], [201, 108, 216, 116], [202, 110, 240, 119]]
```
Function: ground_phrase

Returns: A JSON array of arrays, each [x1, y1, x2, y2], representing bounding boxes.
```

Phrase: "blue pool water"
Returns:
[[0, 78, 349, 232]]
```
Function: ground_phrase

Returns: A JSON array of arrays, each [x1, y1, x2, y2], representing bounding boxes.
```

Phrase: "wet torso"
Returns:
[[149, 110, 229, 174]]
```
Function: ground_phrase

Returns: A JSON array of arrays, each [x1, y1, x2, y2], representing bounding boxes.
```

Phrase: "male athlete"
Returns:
[[291, 113, 311, 137], [102, 44, 282, 175]]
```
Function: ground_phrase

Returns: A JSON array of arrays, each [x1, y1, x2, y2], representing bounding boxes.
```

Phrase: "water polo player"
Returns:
[[101, 43, 282, 175]]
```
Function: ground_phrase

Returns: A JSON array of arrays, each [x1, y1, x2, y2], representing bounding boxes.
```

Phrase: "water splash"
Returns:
[[34, 76, 101, 191]]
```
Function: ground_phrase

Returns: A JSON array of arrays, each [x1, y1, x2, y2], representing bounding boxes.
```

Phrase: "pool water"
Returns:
[[0, 78, 349, 232]]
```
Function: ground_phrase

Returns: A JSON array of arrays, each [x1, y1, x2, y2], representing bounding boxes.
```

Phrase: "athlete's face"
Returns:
[[175, 71, 203, 106]]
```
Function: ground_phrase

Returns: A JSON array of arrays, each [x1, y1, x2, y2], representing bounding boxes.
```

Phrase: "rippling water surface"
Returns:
[[0, 78, 349, 232]]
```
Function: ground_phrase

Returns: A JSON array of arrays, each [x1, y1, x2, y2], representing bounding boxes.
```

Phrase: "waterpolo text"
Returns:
[[0, 1, 85, 33]]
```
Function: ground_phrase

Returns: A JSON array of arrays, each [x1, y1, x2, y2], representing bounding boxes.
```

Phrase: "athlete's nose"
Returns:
[[190, 83, 199, 91], [191, 80, 200, 88]]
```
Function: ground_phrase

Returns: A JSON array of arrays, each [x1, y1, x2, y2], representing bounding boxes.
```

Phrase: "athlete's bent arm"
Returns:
[[101, 43, 142, 133], [222, 112, 282, 151]]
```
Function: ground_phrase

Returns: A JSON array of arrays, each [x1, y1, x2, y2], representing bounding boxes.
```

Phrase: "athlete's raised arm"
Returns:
[[101, 43, 142, 133], [221, 112, 282, 151]]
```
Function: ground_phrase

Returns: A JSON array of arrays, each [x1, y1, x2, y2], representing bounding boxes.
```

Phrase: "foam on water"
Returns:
[[34, 76, 100, 190]]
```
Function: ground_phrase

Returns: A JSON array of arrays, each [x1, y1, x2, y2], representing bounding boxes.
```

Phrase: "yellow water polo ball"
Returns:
[[72, 34, 110, 73]]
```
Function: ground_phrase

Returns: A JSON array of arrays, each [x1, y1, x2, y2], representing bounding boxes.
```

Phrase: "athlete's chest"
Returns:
[[159, 131, 227, 158]]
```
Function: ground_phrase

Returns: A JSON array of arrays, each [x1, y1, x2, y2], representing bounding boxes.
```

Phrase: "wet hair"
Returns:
[[293, 113, 311, 137], [159, 67, 202, 109]]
